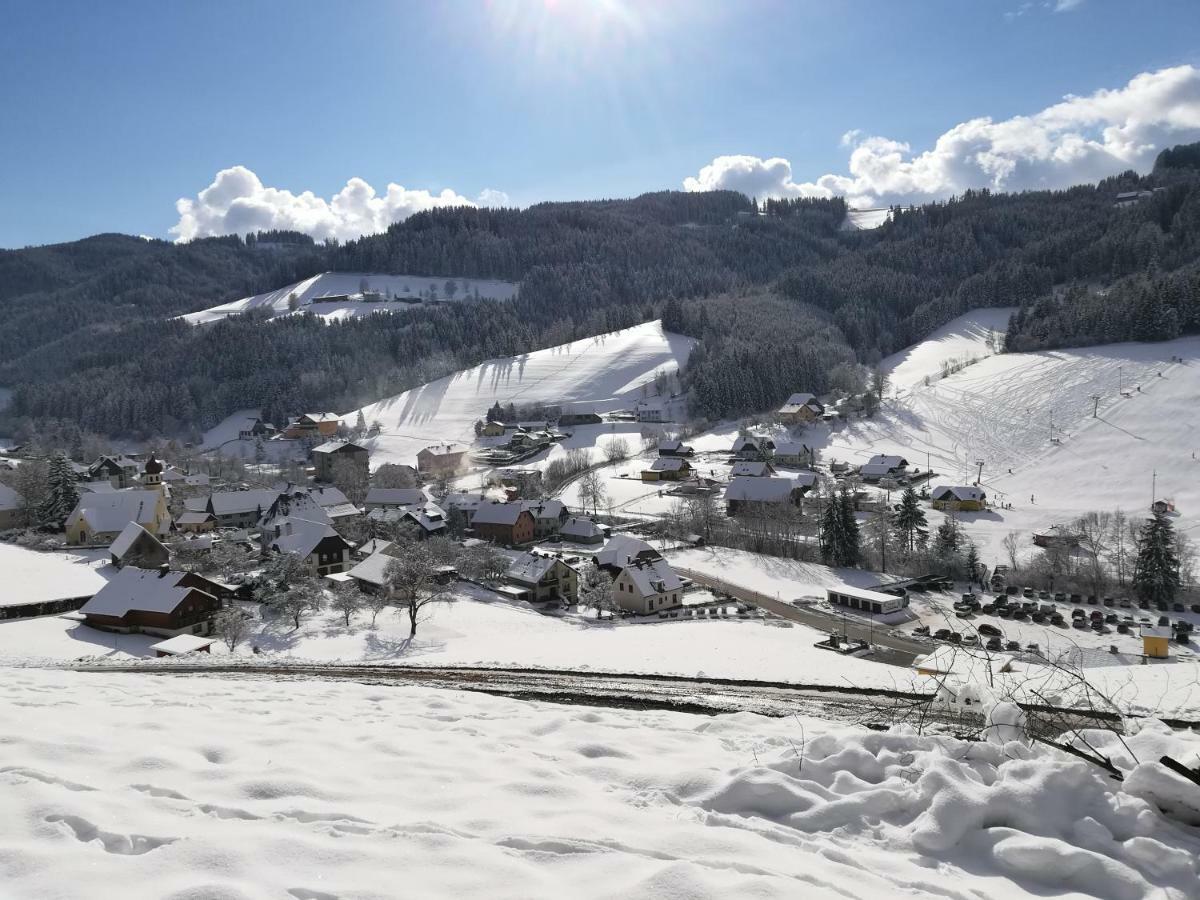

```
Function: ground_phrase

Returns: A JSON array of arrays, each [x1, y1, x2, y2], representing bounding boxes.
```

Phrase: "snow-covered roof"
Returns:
[[209, 489, 280, 517], [472, 501, 527, 526], [0, 482, 21, 512], [912, 645, 1012, 677], [595, 535, 659, 569], [522, 499, 566, 520], [312, 439, 366, 455], [506, 552, 559, 586], [773, 441, 807, 457], [778, 393, 822, 414], [649, 457, 688, 472], [108, 522, 160, 560], [404, 502, 447, 534], [827, 584, 902, 604], [149, 634, 214, 655], [175, 511, 215, 525], [356, 538, 394, 556], [267, 517, 343, 558], [184, 496, 209, 513], [725, 477, 799, 503], [932, 485, 985, 503], [300, 412, 340, 423], [348, 549, 399, 587], [560, 517, 603, 540], [657, 439, 691, 452], [619, 557, 682, 598], [366, 487, 426, 507], [1141, 625, 1172, 640], [419, 443, 466, 457], [309, 486, 351, 507], [81, 567, 210, 618], [443, 492, 488, 513], [730, 461, 771, 477], [68, 490, 163, 535], [865, 454, 907, 469]]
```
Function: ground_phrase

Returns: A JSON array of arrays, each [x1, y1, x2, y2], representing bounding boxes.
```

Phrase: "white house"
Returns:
[[859, 455, 908, 482], [613, 557, 684, 615]]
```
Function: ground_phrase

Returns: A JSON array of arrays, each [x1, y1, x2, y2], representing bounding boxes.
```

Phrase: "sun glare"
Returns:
[[484, 0, 663, 68]]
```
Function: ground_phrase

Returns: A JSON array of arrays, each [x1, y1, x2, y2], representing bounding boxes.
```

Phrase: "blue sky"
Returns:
[[1, 0, 1198, 247]]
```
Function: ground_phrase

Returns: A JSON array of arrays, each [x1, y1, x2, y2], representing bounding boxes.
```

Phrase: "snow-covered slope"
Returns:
[[181, 271, 518, 325], [355, 321, 695, 469], [807, 309, 1200, 563], [4, 668, 1198, 899], [841, 207, 892, 230]]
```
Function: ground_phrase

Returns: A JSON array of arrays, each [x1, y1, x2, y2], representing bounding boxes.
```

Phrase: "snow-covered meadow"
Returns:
[[2, 668, 1198, 900]]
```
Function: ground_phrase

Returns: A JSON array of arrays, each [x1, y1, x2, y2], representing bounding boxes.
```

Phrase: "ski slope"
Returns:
[[354, 321, 695, 469], [181, 272, 518, 325], [841, 207, 892, 230], [806, 309, 1200, 563]]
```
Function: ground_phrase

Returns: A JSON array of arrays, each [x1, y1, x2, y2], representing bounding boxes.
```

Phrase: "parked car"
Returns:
[[1103, 597, 1114, 607], [1073, 620, 1088, 630], [1012, 611, 1028, 621], [1173, 603, 1185, 613], [1087, 596, 1098, 605], [934, 628, 951, 640], [981, 604, 996, 614], [1104, 613, 1118, 624], [1005, 641, 1021, 652], [949, 632, 963, 644], [1006, 585, 1020, 596], [962, 634, 978, 646], [997, 607, 1013, 619], [986, 637, 1003, 651], [1069, 593, 1082, 604], [1023, 588, 1035, 598], [1050, 614, 1065, 626], [1117, 623, 1130, 634], [978, 624, 1001, 636], [1053, 592, 1066, 603], [914, 625, 930, 635], [1159, 616, 1171, 627]]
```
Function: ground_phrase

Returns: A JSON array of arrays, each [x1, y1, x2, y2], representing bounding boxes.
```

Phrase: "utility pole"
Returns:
[[1091, 394, 1101, 418], [975, 459, 984, 485], [1152, 469, 1157, 506]]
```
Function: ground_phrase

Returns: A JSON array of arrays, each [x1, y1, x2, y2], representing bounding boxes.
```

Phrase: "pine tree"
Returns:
[[935, 517, 961, 556], [354, 410, 367, 437], [965, 542, 981, 585], [892, 486, 928, 554], [839, 489, 860, 567], [1133, 511, 1180, 605], [39, 452, 80, 529], [821, 489, 860, 567]]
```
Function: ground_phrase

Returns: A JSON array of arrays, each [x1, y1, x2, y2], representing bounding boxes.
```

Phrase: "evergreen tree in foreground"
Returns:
[[1133, 511, 1180, 605], [934, 517, 961, 556], [39, 452, 80, 529], [892, 486, 928, 554], [821, 489, 860, 568]]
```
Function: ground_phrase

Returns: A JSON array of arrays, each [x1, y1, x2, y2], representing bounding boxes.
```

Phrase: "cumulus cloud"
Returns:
[[171, 167, 509, 242], [683, 65, 1200, 208]]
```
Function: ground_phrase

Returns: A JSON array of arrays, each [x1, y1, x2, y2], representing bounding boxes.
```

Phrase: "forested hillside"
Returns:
[[4, 146, 1200, 440]]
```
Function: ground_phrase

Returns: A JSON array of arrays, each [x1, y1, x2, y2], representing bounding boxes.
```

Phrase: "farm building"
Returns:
[[471, 501, 535, 547], [417, 443, 468, 476], [826, 585, 909, 615], [859, 455, 908, 482], [930, 485, 987, 512], [150, 634, 215, 657], [730, 460, 775, 478], [730, 436, 774, 460], [505, 552, 580, 603], [724, 476, 808, 515], [772, 441, 812, 467], [283, 413, 341, 439], [657, 439, 695, 457], [559, 516, 606, 544], [311, 440, 369, 484], [79, 567, 225, 637], [364, 487, 426, 510], [777, 392, 825, 425], [108, 522, 170, 570], [641, 457, 692, 482]]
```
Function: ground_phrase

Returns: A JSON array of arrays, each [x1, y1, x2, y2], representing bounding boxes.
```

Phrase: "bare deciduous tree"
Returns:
[[279, 582, 322, 630], [579, 562, 618, 618], [214, 607, 250, 651], [602, 436, 630, 462], [385, 545, 449, 638], [330, 583, 363, 626], [578, 469, 607, 516], [1002, 530, 1022, 571]]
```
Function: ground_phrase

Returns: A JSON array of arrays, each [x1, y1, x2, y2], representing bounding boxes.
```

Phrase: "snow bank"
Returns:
[[0, 543, 111, 608], [2, 669, 1197, 899]]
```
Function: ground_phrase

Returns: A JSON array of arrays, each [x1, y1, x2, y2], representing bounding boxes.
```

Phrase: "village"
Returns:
[[2, 341, 1197, 718]]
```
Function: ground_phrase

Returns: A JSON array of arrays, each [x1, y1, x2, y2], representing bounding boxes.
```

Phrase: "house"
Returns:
[[613, 557, 684, 615], [731, 436, 774, 460], [772, 441, 812, 467], [87, 455, 141, 489], [354, 537, 394, 560], [730, 460, 775, 478], [204, 488, 282, 529], [401, 501, 449, 539], [307, 485, 359, 521], [259, 487, 332, 532], [175, 510, 217, 534], [510, 429, 554, 450], [65, 489, 171, 545], [635, 394, 686, 423], [724, 476, 807, 515], [505, 552, 580, 603], [1115, 190, 1154, 208], [594, 535, 662, 576], [522, 499, 569, 538], [311, 440, 369, 484], [859, 455, 909, 482], [283, 413, 341, 440], [778, 392, 825, 425], [347, 546, 403, 593], [641, 457, 692, 482], [150, 634, 215, 657], [558, 412, 603, 427], [365, 487, 426, 510], [442, 491, 490, 525], [263, 516, 352, 576], [237, 417, 276, 441], [931, 485, 987, 512], [108, 522, 170, 570], [0, 483, 23, 530], [79, 566, 224, 637], [657, 439, 695, 457], [826, 585, 909, 615], [481, 421, 506, 437], [417, 443, 468, 477], [559, 516, 606, 545], [470, 501, 536, 547]]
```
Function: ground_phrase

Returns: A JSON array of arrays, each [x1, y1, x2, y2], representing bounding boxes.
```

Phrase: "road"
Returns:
[[676, 568, 930, 667], [68, 661, 938, 725]]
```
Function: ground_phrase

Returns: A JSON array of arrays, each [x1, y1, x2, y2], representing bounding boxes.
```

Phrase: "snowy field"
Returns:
[[840, 207, 892, 230], [3, 668, 1198, 900], [181, 272, 518, 325], [788, 308, 1200, 566], [0, 543, 111, 608], [353, 321, 694, 470]]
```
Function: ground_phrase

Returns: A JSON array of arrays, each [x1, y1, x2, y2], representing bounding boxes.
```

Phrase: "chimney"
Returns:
[[158, 564, 170, 578]]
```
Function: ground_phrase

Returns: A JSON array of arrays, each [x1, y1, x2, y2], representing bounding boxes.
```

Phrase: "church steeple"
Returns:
[[143, 453, 163, 489]]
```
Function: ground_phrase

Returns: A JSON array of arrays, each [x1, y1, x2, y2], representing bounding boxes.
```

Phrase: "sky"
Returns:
[[1, 0, 1198, 248]]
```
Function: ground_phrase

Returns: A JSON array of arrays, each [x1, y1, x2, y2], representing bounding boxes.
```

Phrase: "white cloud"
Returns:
[[1053, 0, 1085, 12], [171, 167, 508, 242], [683, 65, 1200, 208]]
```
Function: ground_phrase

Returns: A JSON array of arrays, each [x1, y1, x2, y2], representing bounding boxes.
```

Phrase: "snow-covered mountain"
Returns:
[[180, 271, 519, 325]]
